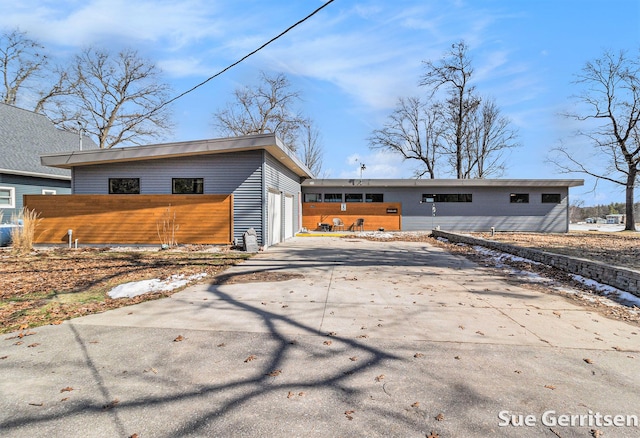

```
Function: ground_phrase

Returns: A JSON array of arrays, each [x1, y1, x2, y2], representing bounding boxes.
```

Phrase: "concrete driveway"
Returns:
[[1, 237, 638, 437]]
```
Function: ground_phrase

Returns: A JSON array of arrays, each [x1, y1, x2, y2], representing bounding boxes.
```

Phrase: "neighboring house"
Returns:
[[606, 214, 625, 224], [0, 103, 95, 223], [35, 133, 313, 247], [301, 179, 584, 233]]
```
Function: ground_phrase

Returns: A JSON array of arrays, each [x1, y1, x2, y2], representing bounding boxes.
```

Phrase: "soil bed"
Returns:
[[0, 246, 250, 334]]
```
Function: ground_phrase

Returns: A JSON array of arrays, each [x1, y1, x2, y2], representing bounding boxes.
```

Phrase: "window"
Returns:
[[172, 178, 203, 194], [510, 193, 529, 203], [109, 178, 140, 194], [366, 193, 384, 203], [0, 187, 15, 208], [304, 193, 322, 202], [42, 189, 57, 195], [542, 193, 561, 203], [324, 193, 342, 203], [345, 193, 363, 202], [422, 194, 472, 203]]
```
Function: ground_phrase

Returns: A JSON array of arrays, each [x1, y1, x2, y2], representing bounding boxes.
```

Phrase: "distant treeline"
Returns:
[[570, 202, 640, 222]]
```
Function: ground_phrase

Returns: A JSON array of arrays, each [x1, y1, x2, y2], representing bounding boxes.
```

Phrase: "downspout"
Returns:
[[262, 150, 267, 248]]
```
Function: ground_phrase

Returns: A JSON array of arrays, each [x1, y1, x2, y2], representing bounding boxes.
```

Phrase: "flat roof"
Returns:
[[302, 178, 584, 188], [40, 133, 314, 178]]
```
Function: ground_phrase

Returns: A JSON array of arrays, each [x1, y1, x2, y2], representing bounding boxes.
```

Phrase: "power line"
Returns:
[[154, 0, 336, 114]]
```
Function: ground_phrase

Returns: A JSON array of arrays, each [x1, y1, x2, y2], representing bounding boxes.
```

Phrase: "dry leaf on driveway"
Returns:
[[344, 410, 355, 420]]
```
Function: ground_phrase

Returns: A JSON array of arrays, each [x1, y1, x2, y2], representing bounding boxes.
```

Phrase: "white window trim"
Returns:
[[42, 189, 57, 195], [0, 186, 15, 208]]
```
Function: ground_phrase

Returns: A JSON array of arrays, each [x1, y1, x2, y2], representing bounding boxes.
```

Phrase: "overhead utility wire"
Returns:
[[152, 0, 336, 115]]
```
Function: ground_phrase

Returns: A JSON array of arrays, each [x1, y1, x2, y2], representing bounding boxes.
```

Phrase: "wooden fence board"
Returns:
[[24, 194, 233, 245], [302, 202, 401, 231]]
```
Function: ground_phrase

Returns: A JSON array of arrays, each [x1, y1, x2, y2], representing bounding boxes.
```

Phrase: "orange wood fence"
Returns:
[[24, 194, 234, 245], [302, 202, 401, 231]]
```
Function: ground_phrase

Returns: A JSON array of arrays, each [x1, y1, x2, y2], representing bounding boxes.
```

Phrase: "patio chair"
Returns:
[[332, 217, 345, 231], [354, 218, 364, 232]]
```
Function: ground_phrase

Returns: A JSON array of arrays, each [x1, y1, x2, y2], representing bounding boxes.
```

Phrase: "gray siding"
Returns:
[[264, 152, 303, 244], [301, 185, 570, 233], [71, 151, 266, 245], [0, 173, 70, 222]]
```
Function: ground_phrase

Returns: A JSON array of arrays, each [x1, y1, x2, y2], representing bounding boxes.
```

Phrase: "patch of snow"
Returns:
[[358, 231, 397, 239], [108, 273, 208, 299], [470, 245, 640, 313]]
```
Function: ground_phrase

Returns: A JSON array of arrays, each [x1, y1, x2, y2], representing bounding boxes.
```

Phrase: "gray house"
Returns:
[[0, 103, 95, 222], [39, 133, 313, 247], [301, 178, 584, 233]]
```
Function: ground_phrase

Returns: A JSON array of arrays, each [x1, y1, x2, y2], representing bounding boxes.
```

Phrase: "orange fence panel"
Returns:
[[24, 194, 233, 245], [301, 202, 401, 231]]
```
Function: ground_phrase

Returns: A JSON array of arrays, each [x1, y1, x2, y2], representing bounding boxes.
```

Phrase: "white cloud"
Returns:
[[338, 150, 414, 179], [0, 0, 226, 50]]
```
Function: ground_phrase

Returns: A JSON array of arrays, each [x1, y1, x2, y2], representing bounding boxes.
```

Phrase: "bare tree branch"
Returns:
[[43, 47, 174, 149], [549, 49, 640, 230], [368, 96, 441, 179], [0, 28, 47, 106], [213, 71, 307, 152]]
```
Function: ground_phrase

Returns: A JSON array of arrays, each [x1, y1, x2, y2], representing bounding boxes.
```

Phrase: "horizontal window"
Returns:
[[366, 193, 384, 203], [345, 193, 363, 203], [324, 193, 342, 203], [0, 186, 15, 208], [304, 193, 321, 203], [109, 178, 140, 194], [510, 193, 529, 203], [173, 178, 203, 194], [542, 193, 561, 203], [422, 194, 472, 203]]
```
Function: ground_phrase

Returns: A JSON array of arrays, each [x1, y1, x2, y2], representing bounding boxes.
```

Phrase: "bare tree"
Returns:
[[299, 120, 324, 177], [464, 99, 519, 178], [369, 96, 441, 178], [420, 41, 480, 178], [43, 47, 173, 149], [549, 49, 640, 231], [0, 28, 47, 106], [213, 71, 307, 151]]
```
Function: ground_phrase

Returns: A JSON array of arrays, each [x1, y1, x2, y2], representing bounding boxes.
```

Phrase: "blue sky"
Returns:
[[1, 0, 639, 205]]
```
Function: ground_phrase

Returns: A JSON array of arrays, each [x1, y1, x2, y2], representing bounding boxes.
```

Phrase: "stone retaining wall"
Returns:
[[432, 230, 640, 298]]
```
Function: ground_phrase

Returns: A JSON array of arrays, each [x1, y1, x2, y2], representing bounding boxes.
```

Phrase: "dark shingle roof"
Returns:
[[0, 103, 96, 178]]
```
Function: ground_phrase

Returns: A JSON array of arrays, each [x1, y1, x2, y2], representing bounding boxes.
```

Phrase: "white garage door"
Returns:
[[268, 191, 282, 246], [284, 195, 294, 239]]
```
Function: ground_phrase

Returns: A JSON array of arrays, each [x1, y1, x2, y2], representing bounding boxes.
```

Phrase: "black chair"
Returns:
[[354, 218, 364, 232]]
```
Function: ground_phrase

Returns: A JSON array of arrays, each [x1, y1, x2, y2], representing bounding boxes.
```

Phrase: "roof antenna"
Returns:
[[359, 163, 366, 185]]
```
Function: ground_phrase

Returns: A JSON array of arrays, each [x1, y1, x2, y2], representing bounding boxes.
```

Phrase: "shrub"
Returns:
[[156, 206, 179, 248], [10, 208, 41, 254]]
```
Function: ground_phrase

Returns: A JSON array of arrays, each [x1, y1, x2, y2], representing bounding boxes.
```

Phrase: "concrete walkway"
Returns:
[[1, 237, 638, 437]]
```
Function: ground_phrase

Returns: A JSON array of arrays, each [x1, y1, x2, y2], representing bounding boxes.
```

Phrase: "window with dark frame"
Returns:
[[324, 193, 342, 203], [345, 193, 363, 202], [303, 193, 322, 202], [109, 178, 140, 194], [172, 178, 204, 194], [366, 193, 384, 202], [510, 193, 529, 203], [422, 194, 472, 203], [541, 193, 562, 203]]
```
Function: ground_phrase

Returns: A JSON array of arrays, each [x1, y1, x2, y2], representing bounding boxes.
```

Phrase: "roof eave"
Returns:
[[0, 168, 71, 181], [40, 133, 314, 178], [302, 178, 585, 188]]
